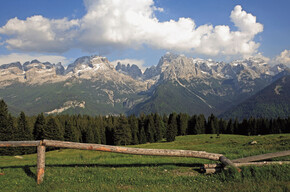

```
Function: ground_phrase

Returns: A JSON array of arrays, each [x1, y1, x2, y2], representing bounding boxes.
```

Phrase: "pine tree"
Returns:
[[197, 114, 206, 134], [17, 112, 33, 141], [44, 117, 64, 140], [105, 116, 115, 145], [128, 115, 139, 145], [138, 114, 147, 144], [206, 114, 218, 134], [64, 119, 79, 142], [0, 99, 9, 141], [113, 115, 131, 145], [96, 116, 106, 144], [188, 115, 197, 135], [233, 118, 239, 134], [153, 113, 164, 141], [15, 112, 34, 154], [226, 119, 234, 134], [84, 124, 95, 143], [33, 113, 46, 140], [177, 113, 188, 136], [0, 114, 16, 155], [145, 114, 155, 143], [166, 113, 178, 142]]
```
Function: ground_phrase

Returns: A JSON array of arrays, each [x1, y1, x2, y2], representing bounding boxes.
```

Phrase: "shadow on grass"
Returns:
[[0, 162, 204, 177], [23, 166, 36, 180]]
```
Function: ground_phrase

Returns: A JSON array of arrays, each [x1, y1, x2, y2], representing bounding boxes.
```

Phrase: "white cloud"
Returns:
[[0, 53, 71, 65], [0, 1, 264, 59], [0, 16, 79, 52], [274, 50, 290, 66], [110, 58, 145, 71]]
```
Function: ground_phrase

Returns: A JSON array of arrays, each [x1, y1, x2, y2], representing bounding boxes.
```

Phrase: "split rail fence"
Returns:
[[0, 140, 289, 184]]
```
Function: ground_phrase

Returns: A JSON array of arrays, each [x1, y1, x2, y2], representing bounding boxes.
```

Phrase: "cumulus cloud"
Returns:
[[110, 58, 145, 71], [0, 53, 71, 65], [0, 0, 264, 58], [0, 16, 79, 52], [274, 50, 290, 66]]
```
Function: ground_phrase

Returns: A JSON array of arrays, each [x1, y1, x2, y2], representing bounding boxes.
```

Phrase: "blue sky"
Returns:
[[0, 0, 289, 68]]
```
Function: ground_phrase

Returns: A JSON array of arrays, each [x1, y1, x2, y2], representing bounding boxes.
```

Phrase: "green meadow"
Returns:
[[0, 134, 289, 192]]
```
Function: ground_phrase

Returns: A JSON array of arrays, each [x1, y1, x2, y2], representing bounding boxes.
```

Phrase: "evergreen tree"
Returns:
[[226, 119, 234, 134], [197, 114, 206, 134], [16, 112, 34, 154], [166, 113, 178, 142], [145, 114, 155, 143], [233, 118, 239, 134], [44, 117, 64, 140], [104, 116, 115, 145], [96, 116, 106, 144], [153, 113, 164, 141], [177, 113, 188, 136], [33, 113, 46, 140], [207, 114, 218, 134], [0, 99, 9, 141], [188, 115, 197, 135], [17, 112, 33, 141], [113, 115, 131, 145], [218, 118, 227, 135], [64, 119, 79, 142], [128, 115, 139, 145], [138, 114, 147, 144], [84, 124, 95, 143], [92, 118, 101, 144], [0, 114, 16, 155]]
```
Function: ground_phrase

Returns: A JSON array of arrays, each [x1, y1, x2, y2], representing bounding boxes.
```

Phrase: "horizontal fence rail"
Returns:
[[232, 150, 290, 163], [43, 140, 223, 161], [0, 140, 41, 147]]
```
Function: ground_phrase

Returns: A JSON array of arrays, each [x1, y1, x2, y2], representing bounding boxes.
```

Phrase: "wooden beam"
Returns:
[[37, 144, 46, 184], [232, 150, 290, 163], [0, 140, 41, 147], [203, 161, 290, 170], [42, 140, 223, 161], [219, 156, 241, 172]]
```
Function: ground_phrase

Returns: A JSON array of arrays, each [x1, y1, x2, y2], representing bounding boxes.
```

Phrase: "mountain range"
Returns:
[[0, 53, 289, 118]]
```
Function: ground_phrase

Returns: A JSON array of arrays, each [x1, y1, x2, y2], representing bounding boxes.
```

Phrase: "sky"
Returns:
[[0, 0, 289, 69]]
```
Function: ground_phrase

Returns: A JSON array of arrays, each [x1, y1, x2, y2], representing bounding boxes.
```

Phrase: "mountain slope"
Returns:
[[220, 75, 290, 120], [0, 53, 288, 117], [129, 81, 214, 115]]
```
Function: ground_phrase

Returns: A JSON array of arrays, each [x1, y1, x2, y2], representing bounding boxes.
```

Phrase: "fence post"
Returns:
[[37, 143, 46, 184]]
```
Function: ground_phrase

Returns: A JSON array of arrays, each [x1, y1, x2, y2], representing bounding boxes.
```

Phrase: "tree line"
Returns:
[[0, 100, 289, 155]]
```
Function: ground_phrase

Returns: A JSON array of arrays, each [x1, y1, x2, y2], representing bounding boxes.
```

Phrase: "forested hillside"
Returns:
[[0, 100, 289, 156]]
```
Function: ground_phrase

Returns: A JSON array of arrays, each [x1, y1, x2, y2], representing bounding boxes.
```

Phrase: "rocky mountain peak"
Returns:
[[65, 55, 114, 75], [0, 62, 22, 70], [115, 62, 142, 79]]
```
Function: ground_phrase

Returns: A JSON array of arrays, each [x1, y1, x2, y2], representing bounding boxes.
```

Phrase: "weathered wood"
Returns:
[[203, 168, 222, 174], [219, 156, 241, 172], [232, 150, 290, 163], [203, 161, 290, 170], [203, 163, 223, 168], [37, 144, 46, 184], [43, 140, 223, 161], [0, 140, 41, 147], [234, 161, 290, 167]]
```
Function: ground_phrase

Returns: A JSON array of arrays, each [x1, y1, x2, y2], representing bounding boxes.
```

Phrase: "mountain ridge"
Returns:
[[0, 53, 289, 117]]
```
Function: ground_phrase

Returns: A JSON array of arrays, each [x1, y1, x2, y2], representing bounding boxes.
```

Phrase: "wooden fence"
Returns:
[[0, 140, 289, 184]]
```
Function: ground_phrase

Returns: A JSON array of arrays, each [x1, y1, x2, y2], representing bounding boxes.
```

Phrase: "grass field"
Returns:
[[0, 134, 289, 192]]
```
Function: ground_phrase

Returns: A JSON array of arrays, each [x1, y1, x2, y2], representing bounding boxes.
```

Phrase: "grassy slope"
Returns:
[[0, 134, 289, 192]]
